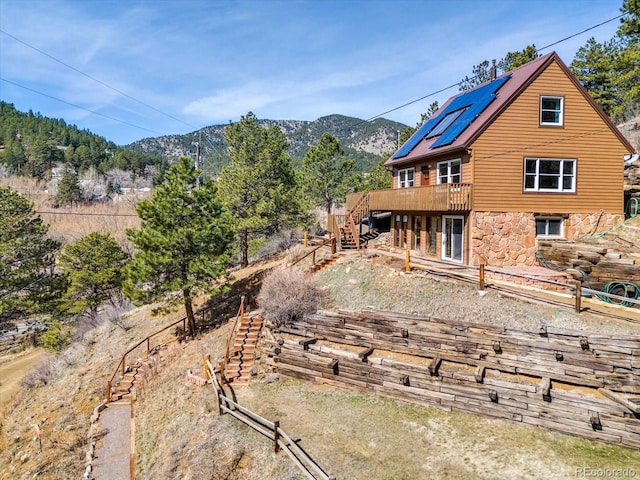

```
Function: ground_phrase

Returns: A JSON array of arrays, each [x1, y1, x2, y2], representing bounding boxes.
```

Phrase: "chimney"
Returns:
[[490, 59, 497, 81]]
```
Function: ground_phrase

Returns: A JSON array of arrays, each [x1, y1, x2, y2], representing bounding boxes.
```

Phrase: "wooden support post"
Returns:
[[274, 420, 280, 453], [575, 280, 582, 313], [121, 357, 126, 377], [358, 347, 374, 362], [106, 380, 111, 403], [312, 250, 316, 266], [304, 231, 308, 247], [540, 377, 551, 402], [146, 337, 150, 354], [405, 249, 410, 273], [331, 237, 336, 255], [299, 338, 318, 350], [204, 354, 211, 381], [479, 263, 485, 291], [428, 356, 442, 376], [579, 336, 589, 351]]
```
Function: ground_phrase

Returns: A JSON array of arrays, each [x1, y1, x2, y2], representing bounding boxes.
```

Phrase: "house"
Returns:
[[338, 52, 636, 267]]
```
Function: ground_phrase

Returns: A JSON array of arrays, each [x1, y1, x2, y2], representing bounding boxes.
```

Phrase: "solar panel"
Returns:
[[432, 75, 510, 148], [391, 74, 511, 159], [391, 116, 440, 159]]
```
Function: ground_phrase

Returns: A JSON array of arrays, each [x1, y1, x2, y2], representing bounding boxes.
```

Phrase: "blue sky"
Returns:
[[0, 0, 625, 146]]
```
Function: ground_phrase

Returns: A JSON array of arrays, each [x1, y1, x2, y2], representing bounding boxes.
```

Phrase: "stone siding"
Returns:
[[470, 212, 624, 267]]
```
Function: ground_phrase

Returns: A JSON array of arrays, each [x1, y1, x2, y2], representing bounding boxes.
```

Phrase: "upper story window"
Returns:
[[540, 96, 564, 126], [398, 167, 415, 188], [524, 157, 576, 192], [437, 159, 461, 184]]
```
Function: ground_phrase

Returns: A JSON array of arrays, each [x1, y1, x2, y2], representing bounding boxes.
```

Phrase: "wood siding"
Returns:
[[470, 61, 627, 214]]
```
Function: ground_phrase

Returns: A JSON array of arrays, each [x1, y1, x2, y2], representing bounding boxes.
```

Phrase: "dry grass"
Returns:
[[2, 254, 640, 479], [0, 174, 145, 250]]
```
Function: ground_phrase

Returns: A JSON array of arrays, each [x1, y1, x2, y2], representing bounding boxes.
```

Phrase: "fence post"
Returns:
[[146, 337, 150, 355], [105, 380, 111, 403], [304, 231, 308, 247], [121, 356, 126, 377], [405, 249, 411, 273], [575, 280, 582, 313], [312, 250, 316, 266], [273, 420, 280, 453], [204, 354, 211, 381], [331, 237, 336, 255], [479, 264, 485, 291]]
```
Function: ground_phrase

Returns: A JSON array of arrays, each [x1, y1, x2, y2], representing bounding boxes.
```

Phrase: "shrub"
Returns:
[[41, 320, 71, 352], [257, 266, 327, 327], [20, 358, 54, 389]]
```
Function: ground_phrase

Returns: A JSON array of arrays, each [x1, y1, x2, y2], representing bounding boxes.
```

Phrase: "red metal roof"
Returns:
[[385, 52, 634, 167]]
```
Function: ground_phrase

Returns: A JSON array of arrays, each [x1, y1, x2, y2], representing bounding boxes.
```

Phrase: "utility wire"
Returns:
[[0, 77, 164, 135], [0, 28, 197, 131], [35, 210, 139, 217], [362, 10, 631, 125]]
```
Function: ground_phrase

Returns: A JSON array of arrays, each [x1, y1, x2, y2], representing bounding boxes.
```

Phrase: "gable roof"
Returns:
[[386, 51, 635, 167]]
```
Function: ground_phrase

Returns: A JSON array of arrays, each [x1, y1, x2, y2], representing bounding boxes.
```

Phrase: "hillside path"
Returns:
[[92, 402, 133, 480]]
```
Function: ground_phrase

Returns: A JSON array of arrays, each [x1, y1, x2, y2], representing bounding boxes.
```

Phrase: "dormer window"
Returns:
[[540, 96, 564, 126]]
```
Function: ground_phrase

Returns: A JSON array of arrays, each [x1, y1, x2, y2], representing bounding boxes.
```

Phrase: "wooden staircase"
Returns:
[[336, 192, 371, 250], [307, 254, 338, 273], [110, 363, 142, 402], [224, 313, 263, 384]]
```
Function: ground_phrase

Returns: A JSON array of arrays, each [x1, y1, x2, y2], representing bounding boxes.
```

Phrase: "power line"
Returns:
[[0, 28, 198, 131], [362, 10, 631, 126], [35, 210, 139, 217], [0, 77, 164, 136], [536, 12, 627, 52]]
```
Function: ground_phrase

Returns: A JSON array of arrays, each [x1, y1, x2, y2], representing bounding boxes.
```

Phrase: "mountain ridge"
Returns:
[[126, 114, 409, 174]]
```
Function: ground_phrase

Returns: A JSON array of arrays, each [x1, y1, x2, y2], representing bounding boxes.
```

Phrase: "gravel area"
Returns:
[[315, 253, 640, 336]]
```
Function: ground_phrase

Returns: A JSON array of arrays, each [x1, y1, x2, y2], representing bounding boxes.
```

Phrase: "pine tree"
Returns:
[[58, 232, 129, 319], [0, 187, 67, 330], [218, 112, 305, 268], [301, 133, 358, 217], [57, 170, 83, 205], [123, 156, 233, 337]]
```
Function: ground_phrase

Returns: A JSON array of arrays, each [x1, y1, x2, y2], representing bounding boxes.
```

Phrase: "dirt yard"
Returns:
[[0, 348, 48, 408]]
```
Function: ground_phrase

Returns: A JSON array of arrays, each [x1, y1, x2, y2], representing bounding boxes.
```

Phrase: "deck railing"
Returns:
[[346, 183, 472, 212]]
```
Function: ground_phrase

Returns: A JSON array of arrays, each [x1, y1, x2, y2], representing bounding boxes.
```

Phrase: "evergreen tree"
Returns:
[[58, 232, 129, 319], [57, 171, 83, 205], [362, 155, 392, 192], [301, 133, 358, 217], [570, 38, 620, 117], [218, 112, 304, 268], [459, 45, 538, 91], [123, 156, 233, 337], [0, 187, 67, 330]]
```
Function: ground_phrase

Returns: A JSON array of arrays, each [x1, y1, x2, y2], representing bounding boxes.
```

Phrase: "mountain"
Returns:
[[126, 114, 409, 175]]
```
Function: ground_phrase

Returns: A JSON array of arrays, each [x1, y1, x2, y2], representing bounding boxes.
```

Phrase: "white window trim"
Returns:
[[436, 159, 461, 184], [535, 217, 564, 238], [398, 167, 415, 188], [540, 96, 564, 126], [524, 157, 576, 193]]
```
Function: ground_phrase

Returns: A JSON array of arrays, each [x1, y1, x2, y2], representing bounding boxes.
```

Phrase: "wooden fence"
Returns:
[[265, 309, 640, 450], [204, 357, 334, 480]]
